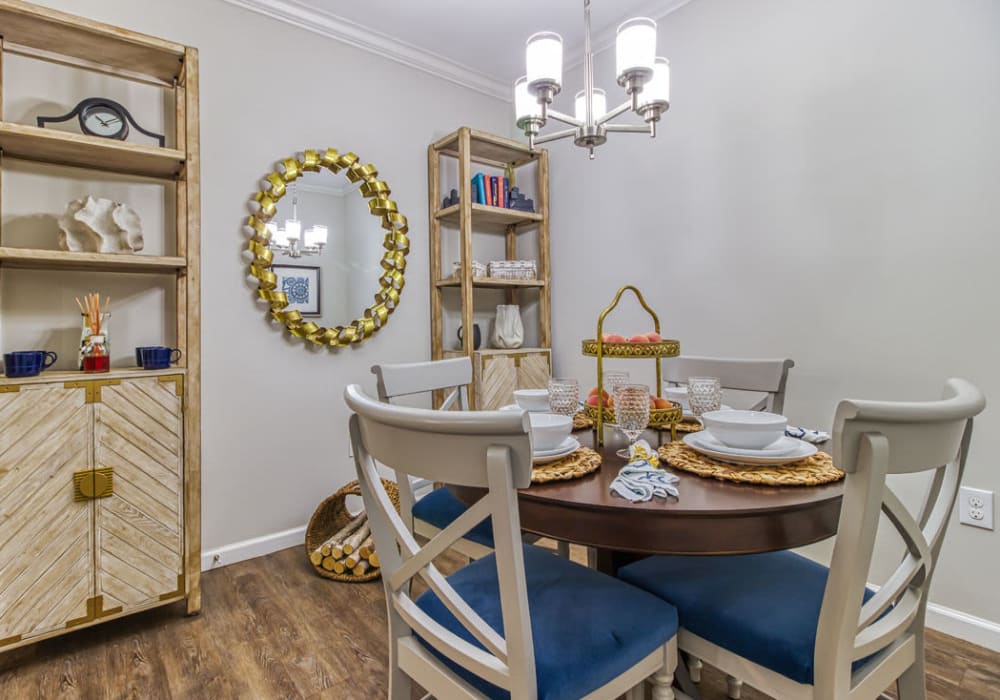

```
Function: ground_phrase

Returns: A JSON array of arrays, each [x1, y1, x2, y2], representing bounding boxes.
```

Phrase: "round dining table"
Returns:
[[449, 428, 844, 576]]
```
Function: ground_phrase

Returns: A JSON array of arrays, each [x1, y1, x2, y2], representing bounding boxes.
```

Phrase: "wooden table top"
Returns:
[[451, 430, 844, 557]]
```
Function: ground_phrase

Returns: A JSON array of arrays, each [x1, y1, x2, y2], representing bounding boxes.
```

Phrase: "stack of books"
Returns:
[[442, 176, 536, 213]]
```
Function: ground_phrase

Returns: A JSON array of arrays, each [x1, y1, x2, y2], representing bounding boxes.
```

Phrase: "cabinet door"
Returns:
[[477, 354, 518, 410], [516, 352, 551, 391], [0, 383, 93, 645], [93, 377, 184, 611]]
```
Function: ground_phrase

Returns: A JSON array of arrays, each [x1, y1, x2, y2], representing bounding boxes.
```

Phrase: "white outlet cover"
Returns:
[[959, 486, 994, 530]]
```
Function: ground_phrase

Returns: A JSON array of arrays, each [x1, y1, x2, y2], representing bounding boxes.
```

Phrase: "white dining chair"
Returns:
[[618, 378, 985, 700], [345, 384, 680, 700], [664, 356, 795, 413], [371, 357, 493, 560]]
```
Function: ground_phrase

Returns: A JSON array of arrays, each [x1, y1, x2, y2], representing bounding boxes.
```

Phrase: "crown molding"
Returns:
[[297, 181, 347, 197], [220, 0, 510, 101], [566, 0, 696, 69]]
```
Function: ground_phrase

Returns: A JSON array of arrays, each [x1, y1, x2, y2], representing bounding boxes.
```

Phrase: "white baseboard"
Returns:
[[201, 525, 306, 571], [925, 601, 1000, 652]]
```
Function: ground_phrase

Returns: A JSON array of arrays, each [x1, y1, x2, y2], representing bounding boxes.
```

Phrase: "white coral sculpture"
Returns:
[[57, 196, 144, 254]]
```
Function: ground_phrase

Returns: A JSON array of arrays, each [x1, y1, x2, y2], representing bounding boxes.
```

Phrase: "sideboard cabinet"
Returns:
[[0, 371, 185, 648]]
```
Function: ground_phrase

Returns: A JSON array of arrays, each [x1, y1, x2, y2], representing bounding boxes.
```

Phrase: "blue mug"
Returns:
[[135, 346, 158, 366], [3, 350, 57, 378], [138, 346, 182, 370]]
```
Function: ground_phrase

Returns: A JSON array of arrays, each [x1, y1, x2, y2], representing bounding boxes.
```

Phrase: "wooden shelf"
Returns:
[[436, 277, 546, 289], [431, 128, 538, 167], [0, 0, 186, 82], [435, 203, 543, 229], [0, 247, 186, 273], [0, 366, 185, 387], [0, 122, 185, 178]]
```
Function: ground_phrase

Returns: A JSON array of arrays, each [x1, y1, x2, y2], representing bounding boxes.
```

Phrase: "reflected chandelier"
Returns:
[[265, 184, 327, 258], [515, 0, 670, 159]]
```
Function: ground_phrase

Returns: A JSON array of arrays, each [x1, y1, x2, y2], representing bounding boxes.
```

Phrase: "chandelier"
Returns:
[[514, 0, 670, 159], [266, 185, 327, 258]]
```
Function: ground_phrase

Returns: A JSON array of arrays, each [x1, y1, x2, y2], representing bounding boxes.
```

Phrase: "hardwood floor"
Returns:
[[1, 544, 997, 699]]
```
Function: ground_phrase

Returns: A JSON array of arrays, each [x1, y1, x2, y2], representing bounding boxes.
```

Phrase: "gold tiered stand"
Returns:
[[582, 286, 682, 446]]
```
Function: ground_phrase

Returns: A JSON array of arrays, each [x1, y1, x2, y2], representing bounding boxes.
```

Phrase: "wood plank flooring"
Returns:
[[1, 544, 997, 699]]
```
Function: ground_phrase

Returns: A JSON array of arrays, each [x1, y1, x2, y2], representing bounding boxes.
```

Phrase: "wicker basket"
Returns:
[[581, 338, 681, 358], [304, 478, 399, 583]]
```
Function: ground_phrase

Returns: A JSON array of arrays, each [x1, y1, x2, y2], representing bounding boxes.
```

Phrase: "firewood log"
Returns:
[[309, 550, 324, 566], [343, 522, 370, 556], [358, 536, 375, 559], [367, 551, 380, 568], [321, 513, 366, 558], [345, 554, 360, 569], [322, 556, 346, 574], [352, 559, 371, 577]]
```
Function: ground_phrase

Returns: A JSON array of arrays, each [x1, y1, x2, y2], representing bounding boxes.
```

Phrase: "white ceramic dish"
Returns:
[[683, 432, 817, 466], [700, 409, 788, 449], [514, 388, 550, 412], [528, 412, 572, 451], [533, 437, 580, 464]]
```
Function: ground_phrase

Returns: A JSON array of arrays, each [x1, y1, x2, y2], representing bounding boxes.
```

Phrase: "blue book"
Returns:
[[472, 173, 486, 204]]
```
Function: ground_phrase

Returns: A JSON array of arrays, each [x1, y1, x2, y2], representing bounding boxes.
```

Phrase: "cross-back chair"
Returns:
[[663, 356, 795, 413], [619, 377, 985, 700], [371, 357, 493, 559], [345, 384, 680, 700]]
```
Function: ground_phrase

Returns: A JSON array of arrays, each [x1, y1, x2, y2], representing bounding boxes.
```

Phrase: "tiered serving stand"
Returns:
[[581, 286, 683, 446]]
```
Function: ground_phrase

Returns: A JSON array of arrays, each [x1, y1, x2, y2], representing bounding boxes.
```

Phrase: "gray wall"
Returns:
[[547, 0, 1000, 624]]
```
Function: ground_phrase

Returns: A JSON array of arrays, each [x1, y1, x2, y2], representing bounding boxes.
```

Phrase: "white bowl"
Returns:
[[528, 412, 573, 451], [514, 388, 549, 412], [701, 410, 788, 450]]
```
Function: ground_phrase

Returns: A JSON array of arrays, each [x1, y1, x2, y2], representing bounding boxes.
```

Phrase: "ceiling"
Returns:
[[223, 0, 692, 99]]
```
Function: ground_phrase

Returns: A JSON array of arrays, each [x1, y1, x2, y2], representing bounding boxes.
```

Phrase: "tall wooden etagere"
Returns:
[[428, 128, 551, 409], [0, 0, 201, 651]]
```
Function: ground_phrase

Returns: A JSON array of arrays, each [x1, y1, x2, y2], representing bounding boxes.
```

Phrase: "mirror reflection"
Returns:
[[266, 168, 383, 328]]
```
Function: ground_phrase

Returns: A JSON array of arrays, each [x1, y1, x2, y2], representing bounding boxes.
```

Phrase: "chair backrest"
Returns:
[[345, 384, 538, 697], [814, 378, 985, 697], [662, 356, 794, 412], [372, 357, 472, 411]]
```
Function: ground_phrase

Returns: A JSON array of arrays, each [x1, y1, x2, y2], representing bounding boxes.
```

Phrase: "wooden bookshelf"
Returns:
[[0, 247, 186, 273], [0, 122, 185, 178], [428, 127, 551, 409]]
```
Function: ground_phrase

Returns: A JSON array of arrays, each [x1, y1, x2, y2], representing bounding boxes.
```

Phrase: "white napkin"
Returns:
[[610, 439, 680, 503], [785, 426, 830, 443]]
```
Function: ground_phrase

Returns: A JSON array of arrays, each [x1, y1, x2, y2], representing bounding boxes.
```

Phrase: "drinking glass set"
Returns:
[[544, 374, 724, 457]]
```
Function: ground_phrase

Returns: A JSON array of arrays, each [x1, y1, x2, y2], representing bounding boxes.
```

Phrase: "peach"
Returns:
[[646, 331, 662, 342], [653, 397, 671, 409], [605, 334, 626, 344], [585, 395, 601, 407], [628, 334, 651, 343], [587, 387, 609, 401]]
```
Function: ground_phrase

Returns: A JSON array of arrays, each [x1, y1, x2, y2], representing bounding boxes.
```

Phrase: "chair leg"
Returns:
[[726, 675, 743, 699], [687, 656, 702, 683], [557, 540, 570, 558], [650, 669, 674, 700], [896, 630, 927, 700]]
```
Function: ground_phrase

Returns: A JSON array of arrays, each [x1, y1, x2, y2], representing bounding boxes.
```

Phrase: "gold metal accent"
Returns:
[[66, 596, 98, 628], [91, 378, 121, 403], [588, 285, 681, 446], [73, 467, 114, 501], [0, 385, 20, 393], [0, 634, 23, 646], [64, 380, 95, 403], [160, 573, 186, 600], [158, 374, 184, 397], [245, 148, 410, 346], [97, 596, 123, 618]]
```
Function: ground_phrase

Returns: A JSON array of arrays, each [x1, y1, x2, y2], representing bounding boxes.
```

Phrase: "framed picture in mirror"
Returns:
[[273, 264, 321, 316]]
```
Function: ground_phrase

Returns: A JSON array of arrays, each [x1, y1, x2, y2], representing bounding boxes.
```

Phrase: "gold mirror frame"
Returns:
[[245, 149, 409, 346]]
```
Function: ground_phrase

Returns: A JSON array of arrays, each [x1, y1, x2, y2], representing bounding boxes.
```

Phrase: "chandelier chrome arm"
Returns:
[[545, 108, 583, 128], [534, 127, 580, 146], [595, 100, 633, 127]]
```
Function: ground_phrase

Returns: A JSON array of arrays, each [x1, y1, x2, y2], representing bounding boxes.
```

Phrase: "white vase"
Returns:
[[492, 305, 524, 349]]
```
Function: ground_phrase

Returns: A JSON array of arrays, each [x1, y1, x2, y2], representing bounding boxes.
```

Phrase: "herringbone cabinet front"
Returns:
[[0, 374, 185, 649]]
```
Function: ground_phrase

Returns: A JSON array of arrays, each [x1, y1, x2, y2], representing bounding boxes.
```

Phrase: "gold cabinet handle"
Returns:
[[73, 467, 114, 501]]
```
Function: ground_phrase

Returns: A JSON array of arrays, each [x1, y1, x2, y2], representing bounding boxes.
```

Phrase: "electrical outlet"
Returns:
[[959, 486, 994, 530]]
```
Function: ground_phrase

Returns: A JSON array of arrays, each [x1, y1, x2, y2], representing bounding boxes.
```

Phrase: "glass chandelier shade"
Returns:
[[575, 88, 606, 122], [265, 191, 326, 257], [514, 76, 542, 126], [615, 17, 657, 83], [525, 31, 563, 93], [638, 57, 670, 110]]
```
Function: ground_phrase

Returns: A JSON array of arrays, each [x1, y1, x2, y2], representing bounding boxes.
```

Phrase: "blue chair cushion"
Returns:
[[415, 544, 678, 700], [618, 551, 877, 685], [412, 487, 494, 547]]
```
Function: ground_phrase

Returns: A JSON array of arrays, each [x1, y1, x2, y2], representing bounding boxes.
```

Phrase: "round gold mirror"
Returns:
[[245, 149, 409, 346]]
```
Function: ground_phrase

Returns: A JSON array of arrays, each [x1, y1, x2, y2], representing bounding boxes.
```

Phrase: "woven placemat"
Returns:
[[532, 447, 601, 483], [672, 420, 703, 434], [573, 411, 594, 431], [658, 442, 844, 486]]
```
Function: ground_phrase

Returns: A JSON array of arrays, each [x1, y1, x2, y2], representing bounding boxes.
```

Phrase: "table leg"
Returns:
[[592, 548, 645, 576]]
